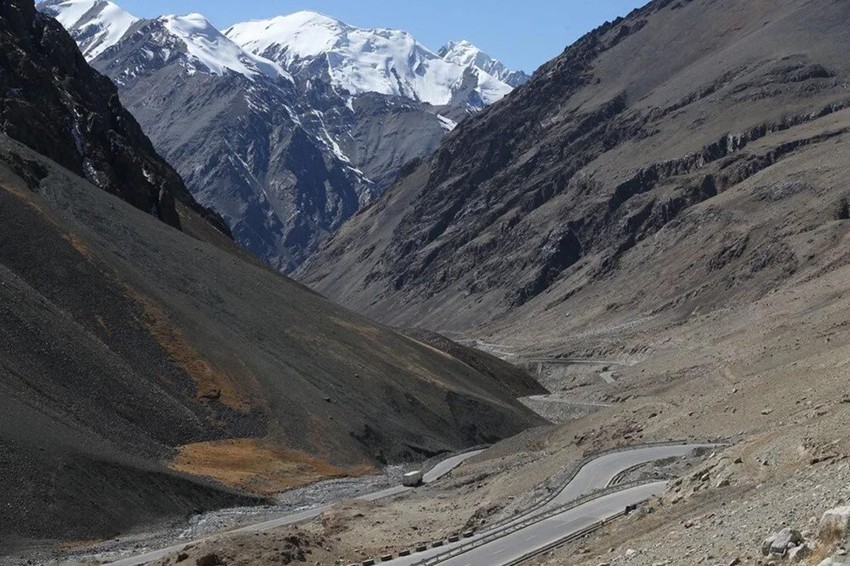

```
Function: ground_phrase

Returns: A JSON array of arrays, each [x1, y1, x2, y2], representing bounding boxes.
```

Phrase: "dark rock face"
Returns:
[[0, 0, 226, 233], [77, 16, 452, 272], [300, 0, 850, 332], [38, 2, 525, 271], [96, 37, 367, 270]]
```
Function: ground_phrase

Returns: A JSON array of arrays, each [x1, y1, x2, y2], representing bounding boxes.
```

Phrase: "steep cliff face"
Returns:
[[94, 28, 368, 270], [0, 0, 226, 233], [300, 0, 850, 335]]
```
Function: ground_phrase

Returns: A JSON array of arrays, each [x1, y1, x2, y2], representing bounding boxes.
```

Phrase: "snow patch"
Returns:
[[160, 14, 289, 80], [437, 114, 457, 132], [40, 0, 139, 60]]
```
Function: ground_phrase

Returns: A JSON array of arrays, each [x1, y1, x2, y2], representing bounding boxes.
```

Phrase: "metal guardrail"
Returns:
[[412, 480, 654, 566], [405, 440, 725, 566], [500, 512, 625, 566], [475, 440, 704, 536]]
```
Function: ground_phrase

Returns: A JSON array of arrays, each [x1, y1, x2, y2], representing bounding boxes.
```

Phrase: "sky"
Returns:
[[114, 0, 648, 73]]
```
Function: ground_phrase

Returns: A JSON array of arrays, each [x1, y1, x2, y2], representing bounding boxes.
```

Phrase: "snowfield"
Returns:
[[225, 11, 513, 106], [160, 13, 289, 79]]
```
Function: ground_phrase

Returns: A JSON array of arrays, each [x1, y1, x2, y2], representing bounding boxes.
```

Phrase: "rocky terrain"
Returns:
[[10, 0, 850, 565], [301, 0, 850, 336], [0, 0, 545, 554], [39, 1, 528, 271], [0, 0, 226, 233]]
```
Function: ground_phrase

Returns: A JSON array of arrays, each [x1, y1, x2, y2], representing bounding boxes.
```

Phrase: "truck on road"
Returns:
[[402, 470, 424, 487]]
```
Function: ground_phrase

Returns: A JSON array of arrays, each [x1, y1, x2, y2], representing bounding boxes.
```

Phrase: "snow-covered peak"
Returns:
[[439, 40, 530, 88], [225, 11, 348, 61], [38, 0, 139, 59], [439, 40, 488, 68], [226, 13, 513, 107], [158, 13, 288, 79]]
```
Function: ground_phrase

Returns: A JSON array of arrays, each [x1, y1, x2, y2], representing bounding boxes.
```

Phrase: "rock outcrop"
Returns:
[[0, 0, 226, 233]]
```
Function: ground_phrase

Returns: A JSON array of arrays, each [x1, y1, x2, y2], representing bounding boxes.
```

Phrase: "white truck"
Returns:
[[402, 470, 424, 487]]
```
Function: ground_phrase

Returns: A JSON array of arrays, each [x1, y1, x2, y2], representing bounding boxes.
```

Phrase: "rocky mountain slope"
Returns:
[[1, 0, 226, 234], [0, 0, 544, 550], [301, 0, 850, 338], [39, 1, 528, 271]]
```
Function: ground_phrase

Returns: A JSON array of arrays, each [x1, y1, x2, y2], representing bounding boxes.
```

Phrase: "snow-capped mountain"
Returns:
[[39, 0, 138, 59], [38, 1, 526, 272], [225, 11, 512, 109], [439, 40, 530, 88], [157, 14, 288, 79]]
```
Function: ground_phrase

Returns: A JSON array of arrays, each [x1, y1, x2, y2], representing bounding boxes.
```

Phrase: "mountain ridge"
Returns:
[[1, 0, 546, 545], [39, 1, 528, 272], [439, 39, 530, 88], [299, 0, 850, 338], [225, 11, 516, 109]]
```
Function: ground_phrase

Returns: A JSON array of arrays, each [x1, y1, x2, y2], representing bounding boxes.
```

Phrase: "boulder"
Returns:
[[819, 507, 850, 540], [761, 534, 777, 556], [788, 543, 811, 563], [770, 528, 803, 555]]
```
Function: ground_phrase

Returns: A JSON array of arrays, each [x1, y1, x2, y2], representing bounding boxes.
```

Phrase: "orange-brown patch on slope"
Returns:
[[170, 438, 375, 495], [61, 232, 94, 261], [128, 288, 257, 412], [1, 176, 94, 262], [330, 317, 383, 340]]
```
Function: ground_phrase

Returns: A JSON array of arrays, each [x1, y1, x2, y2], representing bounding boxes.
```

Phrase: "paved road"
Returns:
[[104, 450, 484, 566], [522, 395, 615, 409], [525, 358, 630, 366], [388, 444, 715, 565], [438, 482, 666, 566]]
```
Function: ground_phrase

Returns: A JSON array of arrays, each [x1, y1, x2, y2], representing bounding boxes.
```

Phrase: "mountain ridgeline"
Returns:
[[0, 0, 544, 547], [0, 0, 227, 234], [38, 0, 529, 271], [301, 0, 850, 339]]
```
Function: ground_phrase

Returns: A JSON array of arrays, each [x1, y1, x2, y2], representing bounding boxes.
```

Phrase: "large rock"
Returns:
[[768, 528, 803, 556], [761, 534, 777, 556], [788, 543, 812, 563], [819, 506, 850, 540]]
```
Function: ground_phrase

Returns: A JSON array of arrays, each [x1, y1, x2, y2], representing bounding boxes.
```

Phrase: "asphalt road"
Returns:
[[522, 395, 615, 408], [103, 450, 484, 566], [388, 443, 715, 565], [525, 358, 630, 366], [438, 482, 667, 566]]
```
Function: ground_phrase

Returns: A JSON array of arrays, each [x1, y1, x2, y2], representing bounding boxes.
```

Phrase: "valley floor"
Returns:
[[89, 262, 850, 565], [14, 256, 850, 566]]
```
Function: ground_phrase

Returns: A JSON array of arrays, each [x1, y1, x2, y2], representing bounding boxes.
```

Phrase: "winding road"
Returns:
[[104, 450, 484, 566], [105, 444, 716, 566], [389, 443, 716, 566]]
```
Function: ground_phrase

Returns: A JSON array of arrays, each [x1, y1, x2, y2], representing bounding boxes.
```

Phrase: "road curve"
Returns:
[[437, 482, 667, 566], [103, 450, 484, 566], [388, 443, 716, 566]]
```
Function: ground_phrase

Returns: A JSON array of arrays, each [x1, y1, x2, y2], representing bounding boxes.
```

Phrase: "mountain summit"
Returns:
[[38, 2, 526, 272], [225, 11, 513, 109], [156, 13, 288, 79], [439, 39, 530, 87], [39, 0, 138, 58]]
